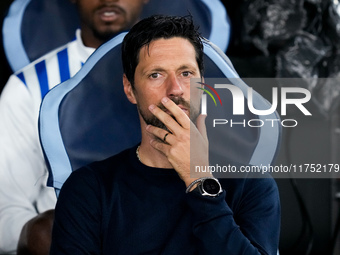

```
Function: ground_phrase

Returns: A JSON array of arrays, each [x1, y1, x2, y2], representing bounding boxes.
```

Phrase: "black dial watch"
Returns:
[[197, 177, 223, 197]]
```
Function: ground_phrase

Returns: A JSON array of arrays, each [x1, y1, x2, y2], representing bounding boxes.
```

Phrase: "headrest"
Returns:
[[3, 0, 230, 72]]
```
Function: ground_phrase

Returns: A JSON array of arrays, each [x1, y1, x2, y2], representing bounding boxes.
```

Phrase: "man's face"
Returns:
[[131, 37, 202, 130], [74, 0, 148, 43]]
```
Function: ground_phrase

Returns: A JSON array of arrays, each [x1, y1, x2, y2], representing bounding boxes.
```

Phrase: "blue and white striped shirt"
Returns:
[[0, 29, 95, 254]]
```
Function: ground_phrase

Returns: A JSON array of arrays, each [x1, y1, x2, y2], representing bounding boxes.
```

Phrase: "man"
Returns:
[[50, 15, 280, 254], [0, 0, 148, 253]]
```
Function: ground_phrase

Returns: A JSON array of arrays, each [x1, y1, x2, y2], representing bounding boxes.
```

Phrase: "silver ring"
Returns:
[[163, 132, 170, 142]]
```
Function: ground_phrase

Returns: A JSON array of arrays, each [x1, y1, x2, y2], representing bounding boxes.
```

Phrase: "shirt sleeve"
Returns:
[[186, 176, 280, 255], [50, 167, 102, 255], [0, 75, 56, 253]]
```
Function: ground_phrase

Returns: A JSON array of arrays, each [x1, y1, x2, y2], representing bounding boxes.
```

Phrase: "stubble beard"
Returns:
[[138, 97, 200, 132]]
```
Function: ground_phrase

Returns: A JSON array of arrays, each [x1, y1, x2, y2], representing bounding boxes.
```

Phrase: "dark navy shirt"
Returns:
[[50, 146, 280, 255]]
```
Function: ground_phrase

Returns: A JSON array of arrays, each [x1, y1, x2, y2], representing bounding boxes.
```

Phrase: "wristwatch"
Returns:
[[197, 178, 223, 197], [186, 177, 222, 197]]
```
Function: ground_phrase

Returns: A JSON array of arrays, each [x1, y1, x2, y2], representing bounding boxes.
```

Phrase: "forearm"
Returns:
[[186, 189, 280, 255]]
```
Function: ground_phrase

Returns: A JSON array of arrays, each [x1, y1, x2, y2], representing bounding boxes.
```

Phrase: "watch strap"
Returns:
[[186, 177, 205, 193]]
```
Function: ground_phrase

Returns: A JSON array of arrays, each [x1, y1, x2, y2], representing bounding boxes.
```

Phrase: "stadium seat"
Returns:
[[39, 34, 281, 195], [2, 0, 230, 72]]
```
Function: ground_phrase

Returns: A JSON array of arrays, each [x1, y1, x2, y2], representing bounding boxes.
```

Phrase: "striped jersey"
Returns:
[[0, 29, 95, 253], [15, 29, 94, 117]]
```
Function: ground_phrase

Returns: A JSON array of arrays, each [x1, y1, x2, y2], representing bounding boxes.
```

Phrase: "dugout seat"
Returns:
[[2, 0, 230, 72], [39, 34, 281, 196]]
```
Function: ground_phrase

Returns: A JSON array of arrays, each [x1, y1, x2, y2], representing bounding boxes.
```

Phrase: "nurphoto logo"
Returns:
[[197, 81, 312, 128]]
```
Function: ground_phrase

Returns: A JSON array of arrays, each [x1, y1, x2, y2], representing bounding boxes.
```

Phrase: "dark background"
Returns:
[[223, 1, 340, 254], [0, 0, 13, 91], [0, 1, 339, 254]]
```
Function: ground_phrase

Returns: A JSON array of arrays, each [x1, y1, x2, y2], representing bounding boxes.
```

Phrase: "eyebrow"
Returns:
[[143, 64, 197, 74], [178, 65, 196, 71], [141, 67, 165, 76]]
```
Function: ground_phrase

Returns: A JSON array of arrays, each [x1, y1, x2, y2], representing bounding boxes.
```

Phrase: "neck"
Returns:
[[137, 123, 173, 169], [80, 27, 114, 49]]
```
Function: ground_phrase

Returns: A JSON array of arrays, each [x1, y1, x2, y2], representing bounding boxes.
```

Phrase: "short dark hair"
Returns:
[[122, 15, 204, 87]]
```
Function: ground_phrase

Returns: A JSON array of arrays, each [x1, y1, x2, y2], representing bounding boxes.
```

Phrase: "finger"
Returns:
[[148, 104, 186, 135], [150, 138, 170, 156], [146, 125, 173, 144], [160, 97, 190, 130], [195, 114, 208, 141]]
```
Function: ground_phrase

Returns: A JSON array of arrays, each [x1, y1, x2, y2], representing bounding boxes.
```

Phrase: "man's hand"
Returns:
[[146, 97, 211, 188]]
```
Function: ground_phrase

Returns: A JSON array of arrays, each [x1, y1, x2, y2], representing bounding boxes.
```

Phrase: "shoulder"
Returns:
[[63, 148, 132, 189], [86, 148, 132, 176], [58, 148, 133, 207], [0, 75, 30, 102], [10, 41, 76, 95], [15, 43, 73, 75]]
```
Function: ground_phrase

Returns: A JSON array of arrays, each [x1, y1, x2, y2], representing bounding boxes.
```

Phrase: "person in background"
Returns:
[[50, 15, 280, 255], [0, 0, 148, 254]]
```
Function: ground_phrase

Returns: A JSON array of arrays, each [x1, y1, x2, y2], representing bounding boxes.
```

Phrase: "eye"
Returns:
[[150, 73, 160, 79], [182, 71, 192, 77]]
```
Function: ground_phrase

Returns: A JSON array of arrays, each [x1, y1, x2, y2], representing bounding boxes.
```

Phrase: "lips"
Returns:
[[96, 5, 124, 22]]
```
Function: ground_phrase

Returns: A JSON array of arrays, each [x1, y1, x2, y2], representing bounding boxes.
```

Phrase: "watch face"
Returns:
[[202, 179, 220, 195]]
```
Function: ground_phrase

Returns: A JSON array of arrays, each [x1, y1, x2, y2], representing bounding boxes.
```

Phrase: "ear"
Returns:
[[123, 74, 137, 104]]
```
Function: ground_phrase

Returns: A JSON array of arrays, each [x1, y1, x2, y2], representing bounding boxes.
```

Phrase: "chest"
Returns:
[[100, 179, 198, 254]]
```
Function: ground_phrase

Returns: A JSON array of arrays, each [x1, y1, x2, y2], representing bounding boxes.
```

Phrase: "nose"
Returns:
[[166, 73, 184, 98]]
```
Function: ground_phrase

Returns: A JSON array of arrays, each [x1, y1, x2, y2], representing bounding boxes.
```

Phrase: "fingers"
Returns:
[[161, 97, 190, 129], [147, 126, 171, 157], [149, 137, 170, 155], [148, 97, 190, 134], [147, 97, 208, 143], [146, 125, 174, 144]]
